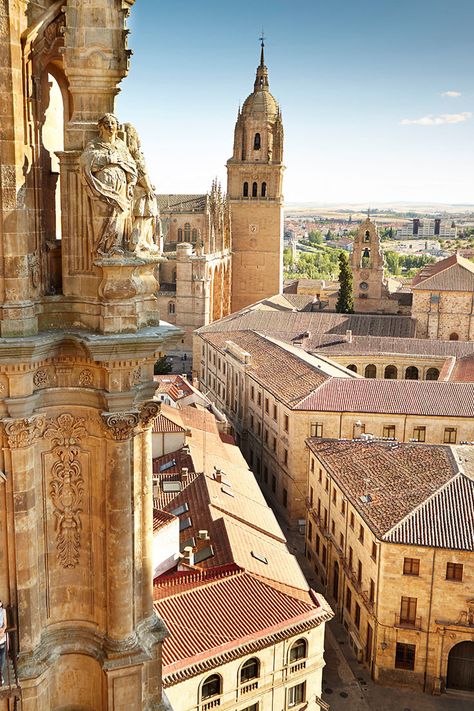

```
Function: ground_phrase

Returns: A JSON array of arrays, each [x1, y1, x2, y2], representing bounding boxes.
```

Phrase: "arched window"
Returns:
[[289, 639, 307, 663], [365, 364, 377, 379], [243, 182, 249, 197], [384, 365, 397, 380], [184, 223, 191, 242], [361, 247, 371, 268], [364, 230, 370, 242], [426, 367, 439, 381], [168, 302, 175, 315], [347, 364, 357, 373], [449, 332, 459, 341], [252, 182, 258, 198], [240, 658, 260, 684], [201, 675, 222, 701], [191, 228, 198, 242], [405, 366, 419, 380], [261, 182, 267, 197], [177, 227, 183, 242], [254, 132, 261, 150]]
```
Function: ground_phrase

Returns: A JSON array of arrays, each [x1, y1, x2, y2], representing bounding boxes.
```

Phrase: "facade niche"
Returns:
[[254, 132, 261, 149]]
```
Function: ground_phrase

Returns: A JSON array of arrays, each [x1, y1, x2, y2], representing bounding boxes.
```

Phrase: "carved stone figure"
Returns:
[[123, 123, 161, 255], [80, 114, 138, 257]]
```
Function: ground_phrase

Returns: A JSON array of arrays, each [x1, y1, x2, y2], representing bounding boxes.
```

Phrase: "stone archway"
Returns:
[[447, 641, 474, 692]]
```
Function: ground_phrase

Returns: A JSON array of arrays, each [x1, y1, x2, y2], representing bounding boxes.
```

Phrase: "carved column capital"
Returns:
[[101, 411, 140, 441], [3, 416, 46, 449], [138, 400, 160, 428]]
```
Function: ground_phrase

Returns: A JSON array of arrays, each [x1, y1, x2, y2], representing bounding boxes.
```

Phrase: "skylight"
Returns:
[[170, 502, 189, 517], [162, 481, 182, 493], [179, 516, 192, 532], [251, 550, 268, 565], [194, 545, 214, 563], [159, 459, 176, 472]]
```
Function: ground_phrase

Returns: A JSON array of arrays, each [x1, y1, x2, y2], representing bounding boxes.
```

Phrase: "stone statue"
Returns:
[[80, 113, 137, 257], [123, 123, 161, 255]]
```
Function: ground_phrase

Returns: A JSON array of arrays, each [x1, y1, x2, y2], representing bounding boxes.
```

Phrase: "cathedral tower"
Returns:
[[227, 41, 284, 312]]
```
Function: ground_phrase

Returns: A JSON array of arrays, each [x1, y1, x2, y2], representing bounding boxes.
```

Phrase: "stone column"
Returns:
[[3, 416, 46, 654], [140, 428, 154, 620]]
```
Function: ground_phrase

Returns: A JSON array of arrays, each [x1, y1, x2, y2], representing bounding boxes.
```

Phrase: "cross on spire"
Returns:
[[259, 30, 265, 66]]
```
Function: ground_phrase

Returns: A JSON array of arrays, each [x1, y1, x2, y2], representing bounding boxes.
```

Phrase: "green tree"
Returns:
[[154, 355, 173, 375], [336, 252, 354, 313], [385, 250, 401, 275], [308, 230, 323, 245]]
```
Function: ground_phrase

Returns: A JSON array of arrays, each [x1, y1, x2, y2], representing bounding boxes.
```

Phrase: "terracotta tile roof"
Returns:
[[201, 330, 353, 408], [298, 378, 474, 417], [156, 193, 207, 212], [411, 253, 474, 291], [152, 413, 187, 434], [307, 439, 459, 538], [385, 473, 474, 550], [305, 334, 474, 359], [153, 510, 177, 532], [154, 568, 331, 684], [446, 354, 474, 382], [178, 405, 218, 434], [198, 301, 416, 338]]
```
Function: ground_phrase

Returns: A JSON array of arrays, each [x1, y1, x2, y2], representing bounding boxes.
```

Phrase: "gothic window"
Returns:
[[243, 182, 249, 197], [177, 227, 183, 242], [252, 182, 258, 198], [261, 182, 267, 197], [254, 132, 261, 150], [168, 302, 175, 315], [184, 223, 191, 241], [191, 228, 198, 242]]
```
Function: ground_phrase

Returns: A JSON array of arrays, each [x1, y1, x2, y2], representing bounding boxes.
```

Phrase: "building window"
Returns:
[[348, 546, 353, 569], [399, 596, 417, 626], [315, 534, 320, 557], [265, 398, 269, 414], [201, 674, 222, 701], [321, 545, 327, 567], [350, 512, 355, 529], [426, 367, 439, 381], [403, 558, 420, 576], [309, 487, 314, 507], [283, 448, 288, 465], [168, 301, 175, 315], [365, 364, 376, 378], [354, 602, 361, 629], [339, 532, 344, 549], [257, 392, 262, 406], [444, 427, 457, 444], [357, 560, 363, 584], [346, 586, 352, 613], [271, 475, 276, 493], [261, 181, 267, 197], [263, 465, 268, 483], [331, 520, 335, 535], [341, 499, 346, 515], [371, 542, 377, 561], [289, 638, 307, 663], [413, 426, 426, 442], [395, 643, 416, 671], [383, 425, 396, 439], [446, 562, 463, 582], [264, 429, 268, 444], [240, 657, 260, 684], [310, 422, 323, 438], [384, 365, 398, 379], [253, 132, 261, 150], [317, 498, 321, 517], [318, 469, 322, 483], [310, 458, 314, 472], [192, 227, 198, 241], [287, 682, 306, 707], [177, 227, 183, 242], [369, 579, 375, 604], [184, 222, 191, 241], [347, 364, 357, 373], [273, 404, 277, 420], [284, 414, 289, 432], [449, 332, 459, 341], [359, 525, 364, 544], [308, 520, 312, 541], [405, 366, 419, 380], [332, 489, 337, 505], [352, 422, 365, 438], [252, 182, 258, 198], [283, 488, 288, 508], [243, 181, 249, 197], [250, 386, 255, 401], [325, 477, 329, 492]]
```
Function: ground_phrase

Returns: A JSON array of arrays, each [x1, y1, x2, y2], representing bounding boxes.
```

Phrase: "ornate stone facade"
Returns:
[[0, 2, 179, 709], [227, 41, 284, 312]]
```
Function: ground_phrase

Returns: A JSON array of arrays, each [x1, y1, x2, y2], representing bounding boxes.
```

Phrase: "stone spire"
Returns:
[[254, 35, 269, 91]]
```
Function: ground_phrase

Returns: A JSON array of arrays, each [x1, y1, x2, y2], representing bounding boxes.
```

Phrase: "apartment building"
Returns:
[[305, 439, 474, 695]]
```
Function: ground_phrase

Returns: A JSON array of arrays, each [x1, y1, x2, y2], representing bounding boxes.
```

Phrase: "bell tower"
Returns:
[[351, 216, 390, 312], [227, 40, 284, 312]]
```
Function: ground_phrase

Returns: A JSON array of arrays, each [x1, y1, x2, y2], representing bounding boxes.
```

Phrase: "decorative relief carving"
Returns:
[[127, 366, 141, 388], [78, 369, 94, 387], [33, 369, 49, 387], [28, 252, 40, 289], [138, 400, 160, 427], [101, 401, 160, 440], [4, 416, 46, 449], [44, 414, 87, 569]]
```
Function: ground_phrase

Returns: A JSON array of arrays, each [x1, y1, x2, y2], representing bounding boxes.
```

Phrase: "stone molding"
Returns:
[[3, 415, 46, 449], [101, 400, 160, 440]]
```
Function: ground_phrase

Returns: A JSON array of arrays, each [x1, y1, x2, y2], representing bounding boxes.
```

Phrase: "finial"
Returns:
[[259, 29, 265, 66], [367, 206, 371, 219]]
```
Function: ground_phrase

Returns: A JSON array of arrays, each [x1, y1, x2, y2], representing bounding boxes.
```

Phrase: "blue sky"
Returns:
[[117, 0, 474, 204]]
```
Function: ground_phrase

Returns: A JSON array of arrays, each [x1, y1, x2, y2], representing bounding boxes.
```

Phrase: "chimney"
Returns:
[[346, 329, 353, 343], [182, 546, 194, 566], [181, 467, 189, 486], [214, 468, 223, 483], [198, 529, 210, 541], [152, 479, 160, 498]]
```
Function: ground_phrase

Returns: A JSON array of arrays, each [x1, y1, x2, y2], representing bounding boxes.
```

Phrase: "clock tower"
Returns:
[[351, 216, 391, 312], [227, 40, 284, 312]]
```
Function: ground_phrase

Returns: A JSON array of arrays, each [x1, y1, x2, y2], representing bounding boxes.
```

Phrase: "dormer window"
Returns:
[[254, 132, 261, 150]]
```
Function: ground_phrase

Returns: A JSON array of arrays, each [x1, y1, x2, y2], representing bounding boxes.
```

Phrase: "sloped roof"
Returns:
[[298, 377, 474, 417], [411, 253, 474, 291], [156, 194, 207, 212], [384, 473, 474, 550], [154, 568, 331, 684], [306, 439, 460, 540]]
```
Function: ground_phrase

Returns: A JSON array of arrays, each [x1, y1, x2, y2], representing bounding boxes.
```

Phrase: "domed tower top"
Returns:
[[231, 38, 283, 163]]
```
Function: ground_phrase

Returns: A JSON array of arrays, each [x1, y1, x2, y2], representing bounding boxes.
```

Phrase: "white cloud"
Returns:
[[401, 112, 471, 126], [442, 90, 461, 97]]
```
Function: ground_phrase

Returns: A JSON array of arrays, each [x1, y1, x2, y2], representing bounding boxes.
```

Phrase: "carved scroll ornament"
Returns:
[[101, 401, 160, 440], [4, 416, 46, 449], [44, 414, 87, 569]]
